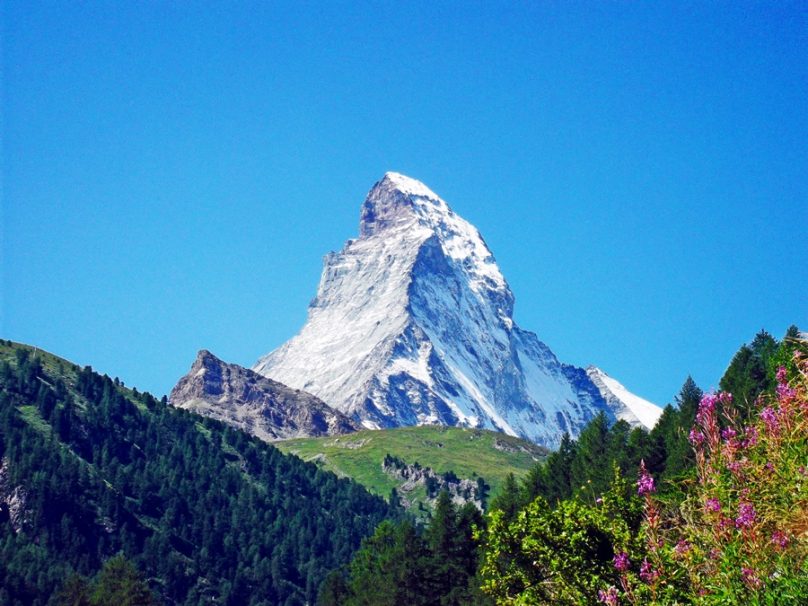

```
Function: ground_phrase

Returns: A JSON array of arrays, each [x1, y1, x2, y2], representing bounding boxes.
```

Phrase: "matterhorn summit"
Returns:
[[254, 172, 660, 447]]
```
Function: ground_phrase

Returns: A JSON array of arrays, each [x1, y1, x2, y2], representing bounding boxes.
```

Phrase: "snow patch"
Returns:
[[587, 367, 663, 429]]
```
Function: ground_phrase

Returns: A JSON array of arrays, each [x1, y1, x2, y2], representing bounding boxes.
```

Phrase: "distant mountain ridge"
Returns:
[[254, 173, 663, 447]]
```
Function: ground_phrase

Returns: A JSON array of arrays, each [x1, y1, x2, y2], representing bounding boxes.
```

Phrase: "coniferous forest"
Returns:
[[0, 341, 394, 605], [1, 327, 806, 605]]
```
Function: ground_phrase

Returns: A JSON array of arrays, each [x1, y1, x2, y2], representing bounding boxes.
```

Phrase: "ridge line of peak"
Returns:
[[375, 171, 441, 201]]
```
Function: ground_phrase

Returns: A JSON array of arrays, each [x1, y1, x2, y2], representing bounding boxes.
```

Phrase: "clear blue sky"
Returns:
[[2, 2, 806, 405]]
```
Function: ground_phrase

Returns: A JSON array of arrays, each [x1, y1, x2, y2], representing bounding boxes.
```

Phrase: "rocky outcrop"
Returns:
[[170, 350, 358, 441], [0, 458, 30, 534], [382, 454, 487, 510]]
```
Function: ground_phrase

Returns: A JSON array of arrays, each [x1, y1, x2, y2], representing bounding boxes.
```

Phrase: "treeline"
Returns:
[[324, 326, 804, 604], [492, 327, 800, 515], [0, 342, 395, 605]]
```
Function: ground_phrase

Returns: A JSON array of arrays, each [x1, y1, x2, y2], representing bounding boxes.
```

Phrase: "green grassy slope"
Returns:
[[276, 425, 548, 507]]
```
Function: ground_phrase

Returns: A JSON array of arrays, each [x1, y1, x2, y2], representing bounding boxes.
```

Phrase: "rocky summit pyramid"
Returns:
[[254, 172, 661, 447]]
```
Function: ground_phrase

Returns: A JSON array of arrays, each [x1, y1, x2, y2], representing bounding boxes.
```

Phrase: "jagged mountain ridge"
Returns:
[[170, 349, 358, 441], [254, 172, 661, 447]]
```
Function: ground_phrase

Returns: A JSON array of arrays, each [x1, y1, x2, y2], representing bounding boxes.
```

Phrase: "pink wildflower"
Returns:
[[741, 567, 762, 589], [639, 558, 657, 583], [735, 502, 756, 528], [598, 586, 619, 605], [742, 426, 758, 447], [760, 406, 779, 432], [637, 460, 655, 496], [776, 366, 788, 384], [674, 539, 691, 556], [721, 427, 737, 442], [727, 460, 745, 474], [613, 552, 630, 572], [696, 394, 718, 425], [689, 428, 705, 446], [705, 498, 721, 512], [771, 531, 790, 549], [777, 383, 797, 399]]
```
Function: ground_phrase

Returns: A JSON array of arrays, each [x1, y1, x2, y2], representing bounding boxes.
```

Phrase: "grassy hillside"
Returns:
[[276, 425, 548, 510]]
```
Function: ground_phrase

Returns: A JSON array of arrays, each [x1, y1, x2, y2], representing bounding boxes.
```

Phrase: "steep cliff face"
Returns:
[[254, 173, 661, 447], [170, 350, 357, 441]]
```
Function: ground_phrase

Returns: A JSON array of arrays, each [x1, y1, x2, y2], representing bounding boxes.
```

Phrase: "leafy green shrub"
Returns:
[[480, 467, 647, 604]]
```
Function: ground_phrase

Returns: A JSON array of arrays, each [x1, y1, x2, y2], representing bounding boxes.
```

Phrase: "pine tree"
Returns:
[[54, 574, 91, 606], [489, 473, 522, 522], [316, 571, 349, 606], [720, 330, 778, 419], [570, 412, 610, 500], [663, 376, 702, 478], [90, 555, 158, 606], [345, 519, 430, 606]]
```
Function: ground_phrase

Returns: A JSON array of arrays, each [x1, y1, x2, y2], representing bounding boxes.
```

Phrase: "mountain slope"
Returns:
[[587, 366, 664, 429], [275, 425, 547, 514], [170, 349, 357, 441], [255, 172, 661, 447], [0, 340, 392, 605]]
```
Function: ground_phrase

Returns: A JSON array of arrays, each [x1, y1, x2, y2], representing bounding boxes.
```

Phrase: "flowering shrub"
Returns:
[[603, 353, 808, 605]]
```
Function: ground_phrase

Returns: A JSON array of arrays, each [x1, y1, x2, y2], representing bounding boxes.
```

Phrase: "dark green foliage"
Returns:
[[316, 571, 350, 606], [336, 492, 490, 605], [0, 343, 393, 605], [54, 554, 157, 605], [719, 330, 778, 419], [488, 473, 522, 523], [769, 325, 806, 382], [515, 376, 707, 512], [570, 412, 611, 500], [91, 554, 158, 605], [480, 467, 652, 605], [343, 519, 431, 605]]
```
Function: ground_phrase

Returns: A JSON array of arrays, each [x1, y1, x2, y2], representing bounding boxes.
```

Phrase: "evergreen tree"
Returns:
[[316, 571, 349, 606], [544, 432, 576, 504], [425, 491, 465, 603], [345, 519, 430, 606], [605, 419, 632, 474], [90, 555, 157, 606], [54, 574, 91, 606], [720, 330, 778, 419], [663, 376, 702, 478], [489, 473, 522, 522], [570, 412, 610, 499]]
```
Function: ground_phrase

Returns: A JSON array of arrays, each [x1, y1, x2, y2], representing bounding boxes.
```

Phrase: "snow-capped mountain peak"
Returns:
[[586, 366, 663, 430], [253, 173, 659, 447]]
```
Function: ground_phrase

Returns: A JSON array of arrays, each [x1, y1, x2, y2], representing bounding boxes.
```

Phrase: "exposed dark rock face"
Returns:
[[170, 350, 358, 441], [0, 457, 30, 534]]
